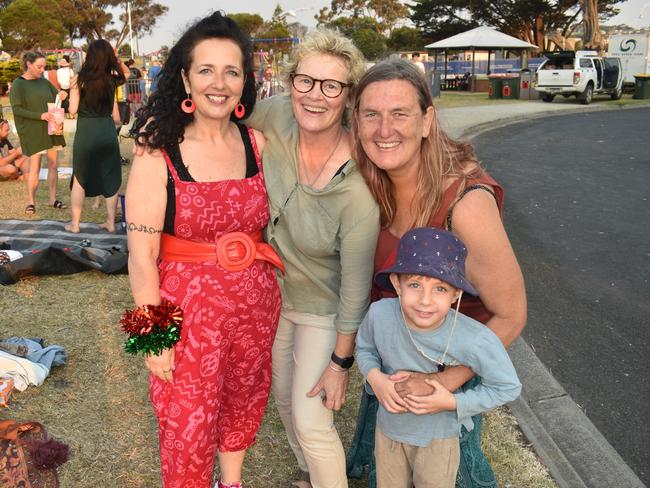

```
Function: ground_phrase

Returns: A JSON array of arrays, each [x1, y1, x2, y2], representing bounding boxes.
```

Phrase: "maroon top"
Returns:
[[371, 169, 504, 324]]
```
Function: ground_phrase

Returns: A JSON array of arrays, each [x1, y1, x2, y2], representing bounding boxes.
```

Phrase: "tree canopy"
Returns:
[[387, 26, 424, 52], [317, 0, 409, 36], [70, 0, 167, 47], [410, 0, 622, 50], [253, 4, 293, 52], [0, 0, 167, 52], [0, 0, 66, 51], [229, 13, 265, 37], [320, 15, 387, 59]]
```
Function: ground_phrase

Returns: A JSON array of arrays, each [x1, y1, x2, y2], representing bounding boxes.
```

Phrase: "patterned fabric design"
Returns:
[[0, 421, 60, 488], [151, 130, 281, 488], [0, 436, 30, 488]]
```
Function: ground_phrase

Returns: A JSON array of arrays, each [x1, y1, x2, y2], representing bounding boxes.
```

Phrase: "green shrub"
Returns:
[[0, 58, 22, 87]]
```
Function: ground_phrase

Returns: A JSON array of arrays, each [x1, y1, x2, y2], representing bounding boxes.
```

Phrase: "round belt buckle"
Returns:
[[216, 232, 256, 272]]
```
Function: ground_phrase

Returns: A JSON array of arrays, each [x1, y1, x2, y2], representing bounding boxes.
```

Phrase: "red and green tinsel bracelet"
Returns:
[[120, 299, 183, 356]]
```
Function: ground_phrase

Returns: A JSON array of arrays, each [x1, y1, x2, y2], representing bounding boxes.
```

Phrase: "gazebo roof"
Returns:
[[425, 26, 538, 50]]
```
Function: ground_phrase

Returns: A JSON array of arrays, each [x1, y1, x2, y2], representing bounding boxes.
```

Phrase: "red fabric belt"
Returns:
[[159, 231, 285, 274]]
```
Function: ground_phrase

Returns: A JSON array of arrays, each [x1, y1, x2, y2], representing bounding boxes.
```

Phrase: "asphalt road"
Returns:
[[473, 107, 650, 486]]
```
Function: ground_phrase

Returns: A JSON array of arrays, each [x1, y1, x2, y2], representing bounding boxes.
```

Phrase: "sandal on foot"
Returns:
[[291, 470, 312, 488], [51, 200, 67, 209], [25, 204, 36, 214], [217, 481, 243, 488]]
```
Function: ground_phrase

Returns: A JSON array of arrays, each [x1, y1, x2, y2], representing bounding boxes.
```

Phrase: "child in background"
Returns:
[[355, 227, 521, 488]]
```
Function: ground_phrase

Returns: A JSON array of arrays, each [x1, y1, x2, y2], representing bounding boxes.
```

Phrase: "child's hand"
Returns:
[[403, 378, 456, 415], [367, 369, 408, 413], [391, 371, 435, 398]]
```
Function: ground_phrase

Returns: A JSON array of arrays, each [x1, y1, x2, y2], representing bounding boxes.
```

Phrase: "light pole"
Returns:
[[127, 1, 134, 58]]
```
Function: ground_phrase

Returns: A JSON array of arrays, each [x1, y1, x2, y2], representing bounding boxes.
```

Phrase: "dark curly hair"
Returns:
[[131, 11, 256, 149]]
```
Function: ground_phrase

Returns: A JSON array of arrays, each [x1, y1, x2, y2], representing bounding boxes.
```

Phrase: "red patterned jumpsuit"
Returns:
[[150, 126, 281, 488]]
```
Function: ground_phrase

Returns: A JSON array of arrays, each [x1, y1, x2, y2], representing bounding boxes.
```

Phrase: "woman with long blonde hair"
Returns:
[[348, 57, 527, 488]]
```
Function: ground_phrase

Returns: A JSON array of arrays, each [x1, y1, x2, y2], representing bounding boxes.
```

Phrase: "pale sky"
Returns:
[[131, 0, 648, 54]]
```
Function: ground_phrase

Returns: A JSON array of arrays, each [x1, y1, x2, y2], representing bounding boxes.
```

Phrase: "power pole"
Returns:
[[127, 1, 134, 58]]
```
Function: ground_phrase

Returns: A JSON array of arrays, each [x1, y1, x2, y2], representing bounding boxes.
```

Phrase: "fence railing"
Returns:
[[118, 77, 288, 115], [426, 57, 547, 76], [118, 78, 152, 115]]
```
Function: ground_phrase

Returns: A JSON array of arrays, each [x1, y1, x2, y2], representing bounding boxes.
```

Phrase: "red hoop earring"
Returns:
[[181, 97, 195, 114], [234, 103, 245, 119]]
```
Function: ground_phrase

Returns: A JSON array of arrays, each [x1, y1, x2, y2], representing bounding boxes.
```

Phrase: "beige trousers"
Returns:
[[271, 309, 348, 488], [375, 424, 459, 488]]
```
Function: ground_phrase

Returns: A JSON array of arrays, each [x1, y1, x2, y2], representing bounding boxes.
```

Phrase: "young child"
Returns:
[[355, 227, 522, 488]]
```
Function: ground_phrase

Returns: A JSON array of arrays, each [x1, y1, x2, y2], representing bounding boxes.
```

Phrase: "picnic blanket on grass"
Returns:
[[0, 219, 127, 284]]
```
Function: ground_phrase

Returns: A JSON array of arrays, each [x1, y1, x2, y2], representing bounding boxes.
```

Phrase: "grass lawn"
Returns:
[[435, 91, 524, 108], [433, 90, 645, 108], [1, 113, 558, 487]]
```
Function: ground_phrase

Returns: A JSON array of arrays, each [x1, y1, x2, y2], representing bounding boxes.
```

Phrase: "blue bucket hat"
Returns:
[[375, 227, 478, 296]]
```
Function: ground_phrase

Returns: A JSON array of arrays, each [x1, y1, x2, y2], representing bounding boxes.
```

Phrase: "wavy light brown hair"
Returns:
[[353, 58, 479, 229]]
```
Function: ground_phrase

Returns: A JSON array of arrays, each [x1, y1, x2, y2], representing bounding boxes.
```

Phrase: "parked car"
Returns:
[[534, 50, 623, 104]]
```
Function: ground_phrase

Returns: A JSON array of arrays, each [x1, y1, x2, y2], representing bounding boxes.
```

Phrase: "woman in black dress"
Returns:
[[65, 40, 127, 233]]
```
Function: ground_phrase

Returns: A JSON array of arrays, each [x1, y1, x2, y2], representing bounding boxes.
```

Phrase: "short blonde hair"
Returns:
[[282, 29, 366, 86]]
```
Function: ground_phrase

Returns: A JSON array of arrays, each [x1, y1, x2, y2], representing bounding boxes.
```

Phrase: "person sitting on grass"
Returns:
[[0, 119, 29, 181], [355, 227, 522, 488]]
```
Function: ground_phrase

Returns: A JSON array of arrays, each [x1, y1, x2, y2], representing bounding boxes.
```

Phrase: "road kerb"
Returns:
[[509, 338, 646, 488]]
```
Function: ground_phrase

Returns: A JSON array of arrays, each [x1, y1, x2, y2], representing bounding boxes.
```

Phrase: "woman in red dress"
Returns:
[[125, 13, 282, 488]]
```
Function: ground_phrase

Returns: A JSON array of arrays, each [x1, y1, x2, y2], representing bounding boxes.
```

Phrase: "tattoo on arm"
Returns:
[[127, 222, 163, 234]]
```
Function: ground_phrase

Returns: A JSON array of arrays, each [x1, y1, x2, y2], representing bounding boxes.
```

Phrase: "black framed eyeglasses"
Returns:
[[290, 73, 350, 98]]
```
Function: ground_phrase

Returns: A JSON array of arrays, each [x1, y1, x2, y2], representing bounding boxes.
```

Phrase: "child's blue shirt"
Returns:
[[355, 298, 521, 447]]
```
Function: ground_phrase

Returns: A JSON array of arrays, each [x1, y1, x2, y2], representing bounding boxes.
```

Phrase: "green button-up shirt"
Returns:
[[247, 96, 380, 334]]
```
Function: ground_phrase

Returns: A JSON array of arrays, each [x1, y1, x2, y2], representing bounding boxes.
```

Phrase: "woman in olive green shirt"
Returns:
[[246, 30, 379, 488], [10, 52, 68, 214]]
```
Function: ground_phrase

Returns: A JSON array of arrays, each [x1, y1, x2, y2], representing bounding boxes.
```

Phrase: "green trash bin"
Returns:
[[501, 75, 520, 99], [488, 76, 502, 99], [634, 75, 650, 99]]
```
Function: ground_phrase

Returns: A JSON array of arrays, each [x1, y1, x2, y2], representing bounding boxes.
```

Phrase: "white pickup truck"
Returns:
[[534, 50, 623, 104]]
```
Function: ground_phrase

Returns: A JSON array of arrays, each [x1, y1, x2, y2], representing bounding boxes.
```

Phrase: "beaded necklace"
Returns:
[[398, 292, 464, 372]]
